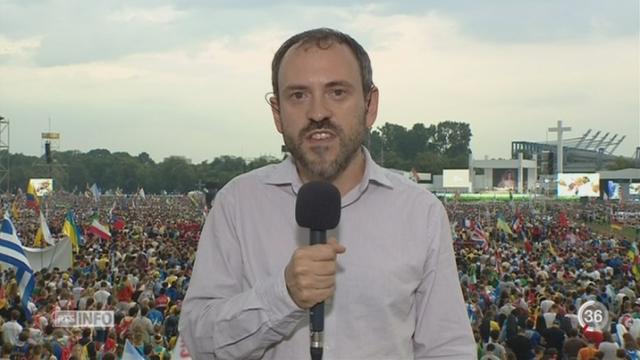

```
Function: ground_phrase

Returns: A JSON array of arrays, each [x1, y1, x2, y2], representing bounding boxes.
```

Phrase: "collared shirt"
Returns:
[[180, 148, 475, 359]]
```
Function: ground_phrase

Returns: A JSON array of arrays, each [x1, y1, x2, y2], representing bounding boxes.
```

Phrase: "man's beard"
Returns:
[[284, 116, 367, 182]]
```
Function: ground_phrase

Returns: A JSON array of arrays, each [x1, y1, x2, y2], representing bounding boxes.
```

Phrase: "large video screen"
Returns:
[[605, 181, 621, 200], [631, 183, 640, 196], [30, 178, 53, 196], [443, 169, 470, 188], [557, 173, 600, 197], [492, 168, 528, 190], [493, 169, 517, 190]]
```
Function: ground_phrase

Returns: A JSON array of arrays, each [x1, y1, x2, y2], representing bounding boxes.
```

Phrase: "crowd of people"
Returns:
[[452, 199, 640, 359], [0, 192, 202, 359], [0, 190, 638, 359]]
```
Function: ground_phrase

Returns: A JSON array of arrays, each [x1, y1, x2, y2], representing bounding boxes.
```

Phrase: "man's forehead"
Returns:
[[280, 41, 357, 69], [278, 42, 360, 85]]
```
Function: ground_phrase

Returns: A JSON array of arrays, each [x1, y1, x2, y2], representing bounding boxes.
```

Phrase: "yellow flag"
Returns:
[[34, 227, 43, 247], [496, 218, 514, 236], [11, 201, 19, 220], [548, 243, 557, 257]]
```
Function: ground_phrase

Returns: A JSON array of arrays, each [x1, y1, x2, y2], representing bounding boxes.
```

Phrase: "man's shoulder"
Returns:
[[219, 162, 285, 194], [375, 166, 440, 204]]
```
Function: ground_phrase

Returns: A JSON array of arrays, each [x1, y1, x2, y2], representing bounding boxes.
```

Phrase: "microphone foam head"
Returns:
[[295, 181, 341, 230]]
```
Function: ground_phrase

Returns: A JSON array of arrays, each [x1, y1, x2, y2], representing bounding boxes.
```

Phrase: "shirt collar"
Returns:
[[263, 146, 394, 195]]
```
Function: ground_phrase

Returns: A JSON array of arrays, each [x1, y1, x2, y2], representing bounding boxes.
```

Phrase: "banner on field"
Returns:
[[23, 238, 72, 271]]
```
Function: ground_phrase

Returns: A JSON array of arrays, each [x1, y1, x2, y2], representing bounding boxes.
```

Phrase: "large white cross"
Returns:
[[548, 120, 571, 174]]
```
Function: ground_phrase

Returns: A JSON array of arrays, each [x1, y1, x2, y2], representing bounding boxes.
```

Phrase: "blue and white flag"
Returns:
[[0, 215, 35, 310], [122, 339, 145, 360], [90, 183, 101, 202]]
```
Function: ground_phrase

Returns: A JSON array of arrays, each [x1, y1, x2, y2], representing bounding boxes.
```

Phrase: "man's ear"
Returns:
[[269, 95, 283, 134], [365, 85, 379, 129]]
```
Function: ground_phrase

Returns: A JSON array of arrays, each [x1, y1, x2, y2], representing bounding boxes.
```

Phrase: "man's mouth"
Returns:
[[306, 130, 335, 141]]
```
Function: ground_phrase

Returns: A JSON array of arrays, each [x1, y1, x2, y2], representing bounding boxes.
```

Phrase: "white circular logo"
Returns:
[[577, 300, 609, 332]]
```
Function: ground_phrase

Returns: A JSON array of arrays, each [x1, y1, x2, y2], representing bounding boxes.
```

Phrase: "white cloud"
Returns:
[[0, 4, 637, 162], [0, 35, 41, 56], [108, 5, 186, 24], [344, 12, 639, 158]]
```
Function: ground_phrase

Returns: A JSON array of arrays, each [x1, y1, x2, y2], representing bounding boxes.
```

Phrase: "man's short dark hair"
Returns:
[[271, 28, 373, 99]]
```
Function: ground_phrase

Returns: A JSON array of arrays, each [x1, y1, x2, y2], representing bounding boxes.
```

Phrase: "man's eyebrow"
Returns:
[[325, 80, 355, 88], [281, 84, 310, 93], [281, 81, 356, 93]]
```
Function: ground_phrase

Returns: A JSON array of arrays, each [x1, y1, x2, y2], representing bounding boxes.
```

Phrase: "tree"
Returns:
[[370, 121, 472, 173], [607, 156, 638, 170], [1, 119, 475, 193]]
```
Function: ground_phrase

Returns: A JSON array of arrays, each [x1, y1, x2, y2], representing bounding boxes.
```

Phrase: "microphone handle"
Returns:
[[309, 230, 325, 360]]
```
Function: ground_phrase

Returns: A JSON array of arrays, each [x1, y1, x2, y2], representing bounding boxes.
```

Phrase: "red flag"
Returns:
[[112, 217, 126, 231], [558, 212, 569, 228], [524, 240, 533, 253]]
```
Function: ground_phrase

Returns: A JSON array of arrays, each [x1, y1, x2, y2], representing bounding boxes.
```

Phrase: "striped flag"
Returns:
[[25, 181, 39, 213], [511, 217, 522, 233], [88, 219, 111, 240], [62, 210, 82, 252], [0, 215, 35, 311], [471, 221, 489, 251]]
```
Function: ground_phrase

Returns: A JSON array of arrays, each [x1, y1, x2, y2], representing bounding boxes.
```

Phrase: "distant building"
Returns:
[[511, 129, 637, 174]]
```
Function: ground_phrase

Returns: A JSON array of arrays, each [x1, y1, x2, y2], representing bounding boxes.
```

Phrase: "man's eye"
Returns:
[[291, 91, 306, 100], [332, 89, 346, 97]]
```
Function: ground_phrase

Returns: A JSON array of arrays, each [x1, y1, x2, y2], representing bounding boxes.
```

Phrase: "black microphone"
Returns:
[[295, 181, 341, 360]]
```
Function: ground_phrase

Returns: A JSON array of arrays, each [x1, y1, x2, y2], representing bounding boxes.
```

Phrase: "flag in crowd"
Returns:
[[90, 183, 101, 202], [558, 211, 570, 228], [122, 339, 145, 360], [88, 219, 111, 240], [26, 181, 39, 213], [496, 215, 514, 236], [470, 221, 489, 251], [111, 215, 126, 231], [34, 211, 54, 247], [11, 201, 20, 220], [62, 210, 83, 252], [0, 215, 35, 312]]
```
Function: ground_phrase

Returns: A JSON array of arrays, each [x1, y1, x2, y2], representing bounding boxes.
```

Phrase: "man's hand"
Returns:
[[284, 237, 346, 309]]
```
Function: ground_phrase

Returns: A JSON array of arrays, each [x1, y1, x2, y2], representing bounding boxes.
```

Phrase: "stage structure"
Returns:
[[512, 122, 631, 174], [41, 132, 60, 177], [0, 116, 8, 192]]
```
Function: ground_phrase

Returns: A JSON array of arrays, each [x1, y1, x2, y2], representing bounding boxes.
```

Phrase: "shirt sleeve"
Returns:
[[413, 200, 476, 359], [179, 188, 306, 359]]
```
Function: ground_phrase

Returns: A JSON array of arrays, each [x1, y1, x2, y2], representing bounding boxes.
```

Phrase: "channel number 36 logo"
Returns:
[[577, 300, 609, 332]]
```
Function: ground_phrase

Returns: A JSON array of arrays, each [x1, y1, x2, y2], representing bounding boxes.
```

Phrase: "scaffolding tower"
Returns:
[[0, 116, 9, 193]]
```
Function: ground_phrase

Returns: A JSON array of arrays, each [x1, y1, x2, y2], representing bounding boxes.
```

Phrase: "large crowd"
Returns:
[[452, 200, 640, 359], [0, 192, 202, 359], [0, 190, 639, 359]]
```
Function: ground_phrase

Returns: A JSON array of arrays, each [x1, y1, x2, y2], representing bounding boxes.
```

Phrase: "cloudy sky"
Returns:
[[1, 1, 638, 163]]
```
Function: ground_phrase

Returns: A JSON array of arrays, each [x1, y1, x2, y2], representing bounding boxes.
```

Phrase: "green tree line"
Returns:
[[3, 121, 474, 194], [368, 120, 472, 173]]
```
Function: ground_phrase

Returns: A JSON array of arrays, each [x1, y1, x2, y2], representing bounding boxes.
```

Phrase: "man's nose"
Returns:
[[306, 95, 332, 122]]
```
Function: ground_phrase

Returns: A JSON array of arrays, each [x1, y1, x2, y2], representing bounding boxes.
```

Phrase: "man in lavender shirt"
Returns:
[[180, 28, 475, 359]]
